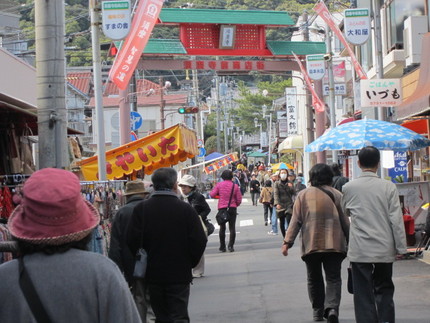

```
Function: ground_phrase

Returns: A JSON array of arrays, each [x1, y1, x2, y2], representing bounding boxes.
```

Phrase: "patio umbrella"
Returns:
[[305, 119, 430, 152], [270, 162, 294, 171]]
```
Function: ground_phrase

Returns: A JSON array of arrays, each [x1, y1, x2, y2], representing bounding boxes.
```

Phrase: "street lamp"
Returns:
[[254, 117, 263, 150]]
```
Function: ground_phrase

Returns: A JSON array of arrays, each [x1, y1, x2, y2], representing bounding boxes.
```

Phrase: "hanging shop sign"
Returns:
[[306, 54, 325, 80], [102, 0, 131, 40], [204, 153, 238, 174], [285, 87, 298, 135], [360, 79, 402, 107], [109, 0, 164, 90], [77, 124, 198, 180], [344, 8, 370, 45], [323, 83, 347, 96]]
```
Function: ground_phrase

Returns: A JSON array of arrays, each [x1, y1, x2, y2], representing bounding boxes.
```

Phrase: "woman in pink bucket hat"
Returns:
[[0, 168, 141, 323]]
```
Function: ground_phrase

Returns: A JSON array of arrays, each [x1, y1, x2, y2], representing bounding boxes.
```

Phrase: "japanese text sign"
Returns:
[[314, 1, 367, 80], [344, 8, 370, 45], [277, 111, 288, 138], [292, 52, 325, 113], [323, 83, 347, 96], [78, 124, 197, 180], [109, 0, 164, 90], [285, 87, 298, 135], [360, 79, 402, 107], [102, 1, 131, 40], [306, 54, 325, 80]]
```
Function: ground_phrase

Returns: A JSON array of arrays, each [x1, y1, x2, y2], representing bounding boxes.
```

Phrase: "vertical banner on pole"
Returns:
[[109, 0, 164, 89], [314, 0, 368, 80], [285, 87, 298, 135], [292, 52, 325, 113]]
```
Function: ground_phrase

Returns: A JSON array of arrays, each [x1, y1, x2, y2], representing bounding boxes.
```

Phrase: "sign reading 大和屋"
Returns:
[[102, 0, 131, 40], [306, 54, 325, 81], [344, 8, 370, 45]]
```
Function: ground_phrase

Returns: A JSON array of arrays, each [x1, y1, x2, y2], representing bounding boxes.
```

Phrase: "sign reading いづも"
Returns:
[[360, 79, 402, 107]]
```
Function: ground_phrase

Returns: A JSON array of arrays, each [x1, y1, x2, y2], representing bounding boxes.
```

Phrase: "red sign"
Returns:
[[292, 53, 325, 113], [109, 0, 164, 90], [314, 0, 367, 80], [182, 60, 266, 71]]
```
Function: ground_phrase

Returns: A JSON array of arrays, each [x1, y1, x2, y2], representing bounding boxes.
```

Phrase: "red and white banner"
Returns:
[[109, 0, 164, 90], [314, 0, 367, 80], [292, 53, 325, 113]]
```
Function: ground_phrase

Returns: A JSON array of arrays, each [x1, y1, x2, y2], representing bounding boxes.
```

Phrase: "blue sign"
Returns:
[[198, 147, 206, 157], [130, 111, 142, 131], [388, 151, 408, 183]]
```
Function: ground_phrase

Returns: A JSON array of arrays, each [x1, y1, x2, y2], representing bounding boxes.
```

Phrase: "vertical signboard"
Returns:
[[344, 8, 370, 45], [388, 151, 408, 183], [277, 111, 288, 138], [285, 87, 298, 135]]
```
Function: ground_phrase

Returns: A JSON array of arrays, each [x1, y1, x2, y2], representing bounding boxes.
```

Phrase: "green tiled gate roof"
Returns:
[[159, 8, 295, 26], [267, 41, 326, 55]]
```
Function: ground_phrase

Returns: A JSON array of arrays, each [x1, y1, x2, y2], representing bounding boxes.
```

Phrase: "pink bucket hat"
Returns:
[[8, 168, 100, 245]]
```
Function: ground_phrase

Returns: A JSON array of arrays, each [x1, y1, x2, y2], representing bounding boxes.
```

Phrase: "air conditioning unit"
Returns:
[[404, 16, 428, 68]]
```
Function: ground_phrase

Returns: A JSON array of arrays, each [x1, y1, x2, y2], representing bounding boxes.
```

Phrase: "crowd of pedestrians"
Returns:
[[0, 146, 409, 323]]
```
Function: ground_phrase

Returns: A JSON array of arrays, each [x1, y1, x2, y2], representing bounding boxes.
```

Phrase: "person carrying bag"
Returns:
[[210, 170, 242, 253]]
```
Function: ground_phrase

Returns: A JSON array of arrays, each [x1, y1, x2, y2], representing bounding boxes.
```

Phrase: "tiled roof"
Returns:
[[103, 79, 161, 96], [267, 41, 326, 56], [159, 8, 295, 26], [66, 72, 92, 95], [87, 93, 188, 107], [144, 39, 187, 54]]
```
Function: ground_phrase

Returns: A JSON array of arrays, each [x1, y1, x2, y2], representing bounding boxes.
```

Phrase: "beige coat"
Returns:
[[285, 185, 349, 258], [342, 171, 407, 263], [259, 187, 273, 204]]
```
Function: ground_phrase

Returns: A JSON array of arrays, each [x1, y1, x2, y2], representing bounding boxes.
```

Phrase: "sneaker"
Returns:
[[265, 221, 268, 226], [327, 309, 339, 323], [267, 231, 278, 236], [219, 247, 226, 252]]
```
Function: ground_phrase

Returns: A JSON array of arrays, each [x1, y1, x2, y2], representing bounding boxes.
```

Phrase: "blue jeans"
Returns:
[[271, 208, 278, 233]]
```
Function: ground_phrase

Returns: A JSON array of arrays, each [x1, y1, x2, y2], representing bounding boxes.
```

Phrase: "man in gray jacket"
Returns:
[[342, 146, 407, 323]]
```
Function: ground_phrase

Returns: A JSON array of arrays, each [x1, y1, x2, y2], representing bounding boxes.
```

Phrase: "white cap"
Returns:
[[178, 174, 196, 187]]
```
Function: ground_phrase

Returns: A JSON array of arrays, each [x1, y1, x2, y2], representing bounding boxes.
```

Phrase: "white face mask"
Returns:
[[280, 174, 287, 180]]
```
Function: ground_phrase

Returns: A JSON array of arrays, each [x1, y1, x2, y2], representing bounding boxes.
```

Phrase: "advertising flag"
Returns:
[[108, 0, 164, 90], [314, 0, 367, 80], [292, 53, 325, 113]]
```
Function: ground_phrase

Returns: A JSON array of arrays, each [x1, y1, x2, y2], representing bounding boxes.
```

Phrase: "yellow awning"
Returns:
[[77, 124, 198, 180], [278, 135, 304, 153]]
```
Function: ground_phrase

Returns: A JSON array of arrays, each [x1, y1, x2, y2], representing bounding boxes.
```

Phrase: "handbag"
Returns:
[[204, 219, 215, 236], [347, 265, 354, 294], [133, 219, 148, 279], [18, 257, 53, 323], [133, 248, 148, 279], [216, 183, 235, 225]]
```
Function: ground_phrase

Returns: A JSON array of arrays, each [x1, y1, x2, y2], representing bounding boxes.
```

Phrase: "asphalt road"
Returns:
[[187, 194, 430, 323]]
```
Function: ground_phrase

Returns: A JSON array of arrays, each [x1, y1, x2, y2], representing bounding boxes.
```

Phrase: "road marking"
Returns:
[[240, 219, 253, 227]]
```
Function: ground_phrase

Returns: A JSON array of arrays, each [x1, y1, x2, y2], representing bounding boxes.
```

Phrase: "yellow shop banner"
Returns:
[[77, 124, 198, 180]]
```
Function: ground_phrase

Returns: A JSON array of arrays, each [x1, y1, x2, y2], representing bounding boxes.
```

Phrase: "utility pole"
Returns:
[[215, 73, 221, 152], [372, 0, 385, 121], [90, 0, 106, 180], [326, 27, 338, 163], [36, 1, 68, 169], [159, 76, 165, 129], [302, 10, 315, 179]]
